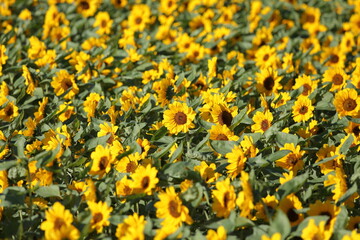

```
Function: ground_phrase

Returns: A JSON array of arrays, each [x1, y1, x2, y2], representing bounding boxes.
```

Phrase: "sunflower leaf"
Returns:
[[35, 185, 61, 198], [276, 172, 308, 200], [269, 210, 291, 239]]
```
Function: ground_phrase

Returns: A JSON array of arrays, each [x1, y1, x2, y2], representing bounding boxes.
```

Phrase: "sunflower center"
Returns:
[[287, 208, 299, 222], [305, 14, 315, 23], [263, 54, 270, 61], [353, 126, 360, 136], [141, 176, 150, 189], [193, 50, 199, 58], [135, 17, 142, 25], [174, 112, 187, 125], [302, 84, 311, 95], [169, 200, 181, 218], [263, 77, 275, 91], [319, 211, 332, 226], [93, 212, 103, 223], [54, 217, 65, 230], [64, 80, 72, 90], [184, 43, 190, 49], [288, 154, 298, 166], [299, 105, 308, 114], [218, 110, 233, 126], [343, 98, 357, 111], [107, 133, 114, 144], [101, 20, 107, 28], [332, 74, 343, 85], [79, 1, 90, 10], [126, 161, 137, 173], [99, 156, 108, 170], [216, 134, 228, 141], [261, 120, 270, 131], [330, 54, 339, 63], [168, 0, 173, 8], [5, 106, 14, 116], [223, 191, 230, 208]]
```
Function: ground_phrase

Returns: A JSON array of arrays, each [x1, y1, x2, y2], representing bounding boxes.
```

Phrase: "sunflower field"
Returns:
[[1, 0, 360, 239]]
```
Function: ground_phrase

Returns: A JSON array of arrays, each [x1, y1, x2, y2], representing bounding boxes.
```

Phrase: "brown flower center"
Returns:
[[168, 0, 173, 8], [174, 112, 187, 125], [288, 154, 299, 166], [263, 77, 275, 91], [216, 134, 228, 141], [223, 191, 230, 208], [261, 120, 270, 131], [319, 211, 332, 227], [79, 1, 90, 10], [302, 84, 311, 95], [5, 106, 14, 117], [99, 156, 108, 170], [141, 176, 150, 189], [169, 200, 181, 218], [332, 74, 343, 85], [135, 17, 142, 25], [299, 105, 308, 114], [353, 126, 360, 137], [343, 98, 357, 111], [330, 54, 339, 63], [287, 208, 299, 222], [193, 50, 199, 58], [263, 54, 270, 61], [101, 20, 107, 28], [305, 13, 315, 23], [64, 80, 73, 90], [93, 212, 103, 223], [126, 161, 137, 173], [54, 218, 65, 230], [218, 110, 233, 127]]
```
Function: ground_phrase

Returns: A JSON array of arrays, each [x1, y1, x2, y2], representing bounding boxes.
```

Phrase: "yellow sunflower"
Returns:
[[301, 219, 331, 240], [163, 101, 196, 135], [89, 145, 115, 178], [333, 88, 360, 118], [255, 195, 278, 221], [115, 176, 133, 202], [87, 201, 113, 233], [236, 171, 254, 218], [194, 161, 221, 183], [83, 93, 103, 120], [255, 67, 282, 96], [22, 65, 36, 95], [292, 96, 314, 122], [116, 213, 146, 240], [128, 4, 151, 32], [322, 67, 348, 92], [116, 153, 140, 174], [276, 143, 304, 174], [225, 145, 247, 179], [0, 99, 19, 122], [154, 186, 193, 227], [209, 124, 239, 141], [51, 70, 79, 99], [251, 110, 273, 133], [40, 202, 80, 240], [307, 200, 340, 231], [255, 45, 279, 69], [210, 102, 238, 127], [93, 11, 113, 35], [211, 178, 236, 218], [278, 194, 304, 227], [206, 226, 227, 240], [292, 75, 318, 96], [130, 164, 159, 195], [76, 0, 99, 18]]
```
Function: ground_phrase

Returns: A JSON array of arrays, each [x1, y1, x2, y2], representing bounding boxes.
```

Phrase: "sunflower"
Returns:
[[241, 135, 259, 159], [278, 194, 304, 227], [345, 121, 360, 140], [307, 200, 340, 231], [116, 213, 146, 240], [194, 161, 221, 183], [209, 102, 237, 127], [40, 202, 80, 240], [301, 219, 331, 240], [255, 45, 278, 69], [130, 164, 159, 195], [236, 171, 254, 218], [22, 65, 36, 95], [333, 88, 360, 118], [51, 70, 79, 99], [76, 0, 99, 18], [116, 153, 140, 173], [211, 178, 236, 218], [128, 4, 151, 32], [322, 67, 348, 92], [0, 99, 19, 122], [57, 102, 75, 122], [255, 195, 278, 221], [163, 101, 196, 135], [83, 93, 103, 120], [88, 201, 113, 233], [97, 122, 118, 144], [316, 144, 342, 175], [255, 67, 282, 96], [93, 11, 113, 35], [159, 0, 178, 16], [276, 143, 304, 174], [251, 110, 273, 133], [89, 145, 115, 178], [0, 44, 8, 77], [154, 186, 193, 227], [111, 0, 127, 8], [292, 96, 314, 123], [321, 46, 346, 68], [292, 75, 318, 96], [347, 216, 360, 231], [206, 226, 227, 240], [115, 176, 133, 202], [209, 124, 239, 141], [70, 179, 96, 202], [208, 56, 217, 79], [225, 145, 247, 179]]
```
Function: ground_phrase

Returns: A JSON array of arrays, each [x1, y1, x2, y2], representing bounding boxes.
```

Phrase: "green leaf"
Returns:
[[276, 172, 308, 200], [151, 126, 168, 142], [337, 182, 357, 206], [314, 155, 339, 166], [210, 140, 238, 155], [230, 107, 248, 130], [84, 135, 110, 151], [163, 161, 194, 179], [169, 141, 183, 163], [14, 136, 26, 159], [35, 144, 60, 168], [340, 134, 354, 155], [275, 132, 298, 146], [269, 210, 291, 239], [152, 139, 176, 159], [266, 150, 291, 163], [0, 186, 26, 207], [35, 185, 61, 198], [0, 160, 17, 171]]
